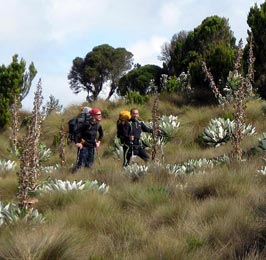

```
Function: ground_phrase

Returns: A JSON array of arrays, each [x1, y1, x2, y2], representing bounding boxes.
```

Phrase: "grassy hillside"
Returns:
[[1, 96, 266, 259]]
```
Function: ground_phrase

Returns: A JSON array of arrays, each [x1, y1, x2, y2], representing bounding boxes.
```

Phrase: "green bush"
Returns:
[[125, 91, 149, 105]]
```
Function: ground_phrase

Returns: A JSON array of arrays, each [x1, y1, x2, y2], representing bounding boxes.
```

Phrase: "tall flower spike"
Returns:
[[17, 79, 43, 208], [151, 95, 160, 162], [59, 120, 66, 166], [9, 95, 20, 155]]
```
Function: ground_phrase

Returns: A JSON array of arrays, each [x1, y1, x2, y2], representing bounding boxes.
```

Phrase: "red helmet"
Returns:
[[89, 108, 101, 116]]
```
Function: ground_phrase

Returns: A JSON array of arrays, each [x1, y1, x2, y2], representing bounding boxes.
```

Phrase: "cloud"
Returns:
[[21, 74, 87, 111], [1, 0, 265, 110], [129, 36, 167, 66]]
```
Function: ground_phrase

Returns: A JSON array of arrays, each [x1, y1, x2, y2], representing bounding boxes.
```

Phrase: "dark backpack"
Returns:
[[68, 112, 91, 143]]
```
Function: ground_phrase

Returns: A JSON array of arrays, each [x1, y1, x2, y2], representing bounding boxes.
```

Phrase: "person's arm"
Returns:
[[141, 121, 153, 133], [96, 124, 104, 148]]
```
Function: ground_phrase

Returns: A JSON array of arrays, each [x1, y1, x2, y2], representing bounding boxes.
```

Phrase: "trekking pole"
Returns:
[[72, 147, 80, 174], [95, 140, 101, 165]]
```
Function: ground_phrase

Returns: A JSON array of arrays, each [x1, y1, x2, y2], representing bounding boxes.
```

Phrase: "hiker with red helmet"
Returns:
[[73, 108, 104, 172]]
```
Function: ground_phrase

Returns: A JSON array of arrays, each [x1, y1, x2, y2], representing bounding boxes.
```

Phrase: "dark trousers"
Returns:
[[123, 143, 149, 166], [76, 146, 95, 169]]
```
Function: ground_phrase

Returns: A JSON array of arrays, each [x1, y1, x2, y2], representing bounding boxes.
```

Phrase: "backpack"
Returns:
[[117, 110, 131, 142], [118, 110, 131, 125], [68, 107, 92, 143]]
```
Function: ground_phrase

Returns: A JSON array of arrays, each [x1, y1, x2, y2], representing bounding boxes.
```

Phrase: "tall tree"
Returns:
[[247, 2, 266, 98], [160, 30, 189, 76], [118, 64, 164, 96], [0, 55, 37, 128], [163, 16, 236, 104], [68, 44, 133, 101], [43, 94, 63, 115]]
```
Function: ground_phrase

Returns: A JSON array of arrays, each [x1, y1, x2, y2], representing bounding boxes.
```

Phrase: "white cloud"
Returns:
[[44, 0, 104, 43], [0, 0, 265, 110], [129, 36, 167, 66], [22, 75, 87, 111]]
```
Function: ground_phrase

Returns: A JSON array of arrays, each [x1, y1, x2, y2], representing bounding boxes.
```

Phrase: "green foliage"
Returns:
[[0, 202, 45, 226], [201, 117, 256, 147], [101, 109, 109, 118], [164, 75, 181, 92], [164, 16, 236, 103], [0, 54, 37, 128], [186, 236, 204, 251], [161, 72, 191, 95], [141, 114, 181, 146], [124, 163, 149, 180], [38, 179, 109, 193], [118, 64, 164, 96], [0, 160, 17, 171], [39, 143, 52, 163], [257, 132, 266, 151], [68, 44, 133, 101], [43, 95, 63, 115], [247, 2, 266, 99], [112, 136, 123, 160], [220, 111, 234, 121], [223, 71, 244, 100], [125, 91, 149, 104], [3, 82, 266, 258]]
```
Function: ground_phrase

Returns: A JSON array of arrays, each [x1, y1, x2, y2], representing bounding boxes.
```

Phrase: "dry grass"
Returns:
[[1, 98, 266, 259]]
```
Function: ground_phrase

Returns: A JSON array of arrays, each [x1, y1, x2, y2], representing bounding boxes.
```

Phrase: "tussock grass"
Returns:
[[2, 98, 266, 258], [0, 130, 12, 160], [0, 225, 87, 260], [0, 175, 18, 201]]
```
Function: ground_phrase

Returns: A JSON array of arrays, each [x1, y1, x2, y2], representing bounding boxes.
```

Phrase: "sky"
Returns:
[[0, 0, 265, 111]]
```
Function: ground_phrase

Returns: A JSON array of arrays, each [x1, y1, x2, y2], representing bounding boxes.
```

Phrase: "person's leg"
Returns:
[[137, 146, 150, 162], [72, 148, 85, 173], [85, 146, 95, 168]]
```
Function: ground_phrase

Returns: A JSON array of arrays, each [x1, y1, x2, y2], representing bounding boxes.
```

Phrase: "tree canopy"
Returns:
[[247, 2, 266, 98], [0, 55, 37, 128], [117, 64, 164, 96], [68, 44, 133, 101], [162, 16, 236, 103]]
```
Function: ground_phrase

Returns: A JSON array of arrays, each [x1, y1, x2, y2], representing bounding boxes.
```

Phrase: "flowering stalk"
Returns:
[[202, 38, 255, 161], [9, 96, 20, 155], [202, 61, 225, 106], [59, 120, 66, 166], [17, 79, 43, 207], [151, 95, 160, 162], [230, 39, 254, 161], [231, 80, 246, 161], [247, 34, 255, 93]]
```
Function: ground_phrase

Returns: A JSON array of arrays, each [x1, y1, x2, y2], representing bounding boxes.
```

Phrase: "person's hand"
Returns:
[[76, 143, 83, 149], [96, 141, 101, 148]]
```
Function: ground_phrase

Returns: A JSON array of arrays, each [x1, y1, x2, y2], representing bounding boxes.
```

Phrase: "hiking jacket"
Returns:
[[75, 120, 103, 147], [119, 118, 153, 145]]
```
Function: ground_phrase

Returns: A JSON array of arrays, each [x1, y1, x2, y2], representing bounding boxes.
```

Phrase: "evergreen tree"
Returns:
[[162, 16, 236, 104], [0, 55, 37, 129], [247, 2, 266, 98], [118, 64, 164, 96]]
